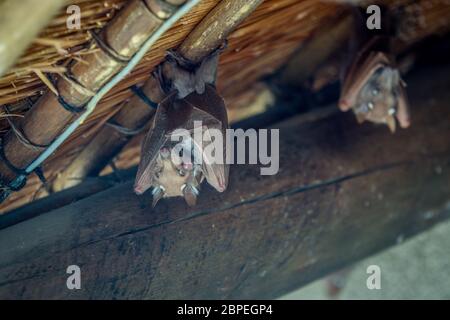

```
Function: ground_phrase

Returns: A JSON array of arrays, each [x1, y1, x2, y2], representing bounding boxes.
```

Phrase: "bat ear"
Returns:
[[134, 94, 176, 195], [386, 115, 397, 133], [396, 84, 411, 128], [182, 184, 198, 207], [339, 98, 353, 112]]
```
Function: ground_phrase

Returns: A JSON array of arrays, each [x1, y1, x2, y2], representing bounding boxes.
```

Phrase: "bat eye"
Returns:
[[160, 147, 170, 159], [178, 169, 186, 177], [182, 162, 193, 171], [372, 89, 379, 96], [388, 107, 396, 115]]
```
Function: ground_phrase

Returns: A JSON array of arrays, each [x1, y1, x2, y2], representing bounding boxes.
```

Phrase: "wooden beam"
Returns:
[[2, 101, 317, 223], [0, 65, 449, 299]]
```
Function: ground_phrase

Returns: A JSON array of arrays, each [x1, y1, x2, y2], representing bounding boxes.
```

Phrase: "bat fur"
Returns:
[[339, 7, 411, 132]]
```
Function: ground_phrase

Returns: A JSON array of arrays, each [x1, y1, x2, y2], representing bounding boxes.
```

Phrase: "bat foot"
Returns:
[[338, 99, 351, 111]]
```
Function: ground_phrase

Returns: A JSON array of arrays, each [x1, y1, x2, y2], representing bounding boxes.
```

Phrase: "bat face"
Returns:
[[134, 84, 229, 207], [340, 51, 410, 132]]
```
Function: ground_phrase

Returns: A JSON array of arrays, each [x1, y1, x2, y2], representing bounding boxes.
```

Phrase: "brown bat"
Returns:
[[134, 51, 229, 207], [339, 9, 411, 133]]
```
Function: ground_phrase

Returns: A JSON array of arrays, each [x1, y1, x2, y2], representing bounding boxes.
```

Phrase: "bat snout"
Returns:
[[339, 99, 351, 111]]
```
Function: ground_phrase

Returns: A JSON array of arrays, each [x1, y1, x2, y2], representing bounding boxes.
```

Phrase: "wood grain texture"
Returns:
[[0, 0, 165, 186], [0, 65, 449, 299]]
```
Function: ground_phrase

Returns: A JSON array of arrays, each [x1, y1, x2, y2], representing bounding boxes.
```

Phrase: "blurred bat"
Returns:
[[339, 8, 410, 132], [134, 51, 229, 207]]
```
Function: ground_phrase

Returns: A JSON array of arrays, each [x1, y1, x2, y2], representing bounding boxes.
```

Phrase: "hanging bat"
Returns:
[[339, 9, 411, 133], [162, 49, 220, 99], [134, 50, 229, 207]]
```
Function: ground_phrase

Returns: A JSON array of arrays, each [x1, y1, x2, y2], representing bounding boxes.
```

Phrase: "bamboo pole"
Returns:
[[0, 0, 191, 197], [0, 0, 68, 77], [52, 0, 264, 191]]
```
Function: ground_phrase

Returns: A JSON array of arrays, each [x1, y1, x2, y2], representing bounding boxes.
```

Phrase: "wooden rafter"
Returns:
[[0, 62, 449, 299]]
